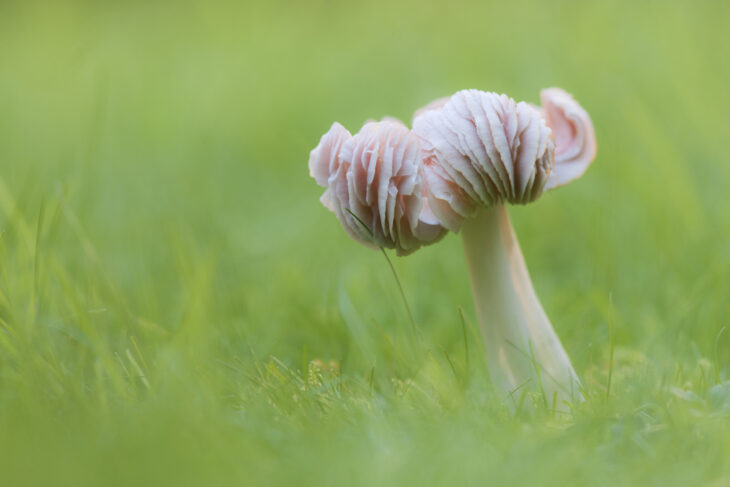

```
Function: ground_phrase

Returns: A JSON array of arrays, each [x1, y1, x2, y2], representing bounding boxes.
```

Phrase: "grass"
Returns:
[[1, 0, 730, 485]]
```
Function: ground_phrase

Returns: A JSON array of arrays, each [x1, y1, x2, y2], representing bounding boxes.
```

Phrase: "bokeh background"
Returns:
[[1, 0, 729, 485]]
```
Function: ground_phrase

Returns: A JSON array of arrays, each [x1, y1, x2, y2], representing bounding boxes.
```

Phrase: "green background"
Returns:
[[1, 0, 729, 485]]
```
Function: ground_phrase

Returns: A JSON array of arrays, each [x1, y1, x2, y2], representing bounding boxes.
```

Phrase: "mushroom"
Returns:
[[309, 119, 446, 255], [412, 88, 596, 408], [308, 87, 596, 410]]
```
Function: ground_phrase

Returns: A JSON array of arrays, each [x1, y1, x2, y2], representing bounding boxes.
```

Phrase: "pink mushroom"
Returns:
[[309, 119, 446, 255], [412, 88, 596, 408], [308, 87, 596, 410]]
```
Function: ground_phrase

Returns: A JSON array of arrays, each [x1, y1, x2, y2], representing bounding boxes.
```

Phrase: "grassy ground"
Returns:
[[1, 0, 730, 485]]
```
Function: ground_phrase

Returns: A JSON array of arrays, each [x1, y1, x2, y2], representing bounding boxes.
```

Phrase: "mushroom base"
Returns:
[[460, 205, 583, 410]]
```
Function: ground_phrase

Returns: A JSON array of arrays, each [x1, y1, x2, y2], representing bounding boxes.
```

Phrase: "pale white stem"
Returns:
[[461, 205, 582, 409]]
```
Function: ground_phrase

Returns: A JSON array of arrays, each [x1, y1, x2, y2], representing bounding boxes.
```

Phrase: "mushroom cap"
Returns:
[[413, 90, 555, 232], [539, 88, 597, 190], [310, 87, 596, 247], [309, 120, 446, 255]]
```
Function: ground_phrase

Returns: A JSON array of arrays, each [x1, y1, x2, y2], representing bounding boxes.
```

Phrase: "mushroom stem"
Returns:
[[460, 205, 582, 409]]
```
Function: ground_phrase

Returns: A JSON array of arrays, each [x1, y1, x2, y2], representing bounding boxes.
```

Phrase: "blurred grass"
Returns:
[[1, 0, 730, 485]]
